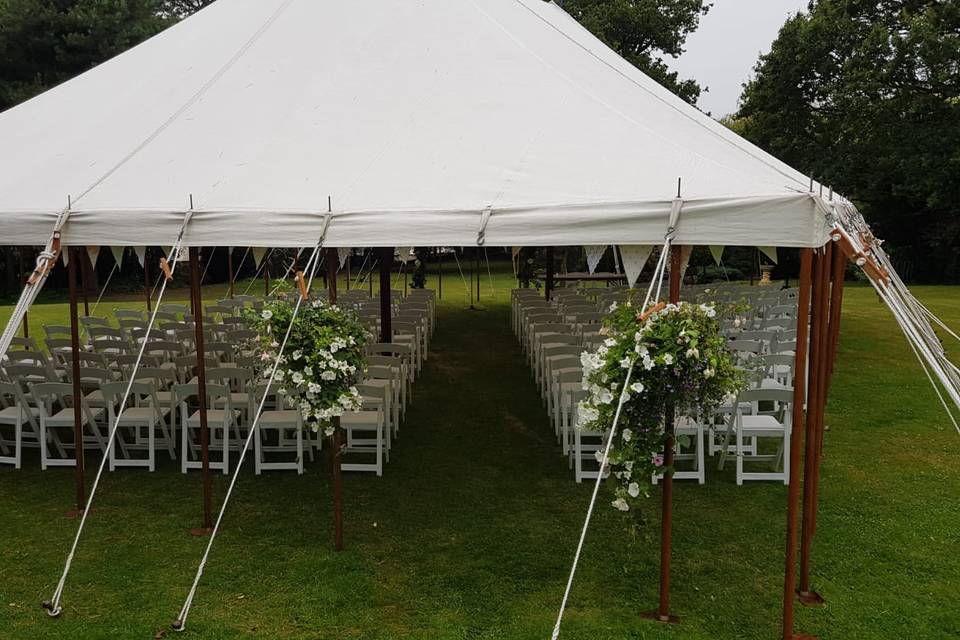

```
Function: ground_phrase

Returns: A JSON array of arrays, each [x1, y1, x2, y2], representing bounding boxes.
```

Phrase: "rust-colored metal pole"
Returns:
[[67, 247, 86, 511], [545, 247, 555, 301], [379, 247, 393, 342], [825, 245, 846, 399], [144, 248, 152, 313], [189, 247, 213, 532], [19, 248, 30, 338], [652, 245, 683, 623], [782, 248, 815, 640], [798, 244, 830, 605], [324, 248, 343, 551], [227, 247, 235, 298], [79, 248, 91, 317]]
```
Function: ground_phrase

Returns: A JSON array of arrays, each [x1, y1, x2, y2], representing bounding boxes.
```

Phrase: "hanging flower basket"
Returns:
[[244, 292, 371, 436], [578, 299, 745, 513]]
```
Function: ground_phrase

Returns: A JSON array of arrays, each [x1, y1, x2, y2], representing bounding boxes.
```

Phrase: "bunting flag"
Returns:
[[759, 246, 779, 264], [709, 245, 724, 266], [86, 246, 101, 267], [252, 247, 268, 268], [110, 246, 125, 270], [60, 249, 69, 267], [133, 246, 146, 268], [584, 245, 607, 275], [618, 245, 654, 288], [679, 245, 694, 280], [338, 247, 351, 269], [395, 246, 413, 263], [511, 246, 522, 259]]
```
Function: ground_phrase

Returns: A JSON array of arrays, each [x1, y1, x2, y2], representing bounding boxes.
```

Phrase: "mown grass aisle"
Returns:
[[0, 272, 958, 639]]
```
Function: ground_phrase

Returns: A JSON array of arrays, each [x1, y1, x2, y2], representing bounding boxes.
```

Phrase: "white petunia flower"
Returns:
[[612, 498, 630, 512], [261, 309, 273, 320], [621, 428, 633, 442], [630, 382, 645, 394], [321, 370, 336, 381], [627, 482, 640, 498], [686, 347, 699, 359], [663, 353, 674, 365]]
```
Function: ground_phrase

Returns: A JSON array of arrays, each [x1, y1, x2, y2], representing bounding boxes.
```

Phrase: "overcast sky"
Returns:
[[667, 0, 810, 117]]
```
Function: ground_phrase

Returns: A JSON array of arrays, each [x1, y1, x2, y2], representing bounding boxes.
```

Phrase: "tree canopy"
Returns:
[[563, 0, 711, 104], [738, 0, 960, 281]]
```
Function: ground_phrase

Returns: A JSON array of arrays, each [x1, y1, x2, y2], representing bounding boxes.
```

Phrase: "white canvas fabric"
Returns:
[[0, 0, 832, 248]]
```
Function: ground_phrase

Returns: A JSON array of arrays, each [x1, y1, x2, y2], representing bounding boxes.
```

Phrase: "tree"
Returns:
[[563, 0, 711, 104], [0, 0, 170, 112], [738, 1, 960, 282]]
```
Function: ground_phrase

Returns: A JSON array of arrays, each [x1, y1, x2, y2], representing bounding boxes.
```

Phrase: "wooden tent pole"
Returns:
[[19, 248, 30, 338], [825, 245, 846, 399], [144, 248, 152, 313], [227, 247, 235, 298], [645, 245, 683, 624], [799, 242, 836, 603], [67, 247, 86, 512], [379, 247, 393, 342], [545, 247, 555, 301], [324, 248, 344, 551], [189, 247, 213, 533], [79, 249, 91, 317], [782, 248, 815, 640]]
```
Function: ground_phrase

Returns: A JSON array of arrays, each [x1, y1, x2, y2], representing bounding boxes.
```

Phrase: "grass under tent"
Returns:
[[0, 261, 958, 639]]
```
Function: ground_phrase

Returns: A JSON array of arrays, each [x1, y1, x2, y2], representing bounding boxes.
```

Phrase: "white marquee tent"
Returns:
[[0, 0, 832, 249]]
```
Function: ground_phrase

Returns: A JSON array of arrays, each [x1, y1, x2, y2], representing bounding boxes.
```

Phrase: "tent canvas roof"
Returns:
[[0, 0, 832, 248]]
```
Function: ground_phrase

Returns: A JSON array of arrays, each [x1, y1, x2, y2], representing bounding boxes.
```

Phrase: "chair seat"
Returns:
[[259, 410, 300, 427], [740, 415, 786, 435], [341, 410, 380, 427], [116, 406, 170, 424], [185, 410, 235, 426], [46, 407, 104, 427], [0, 406, 39, 423]]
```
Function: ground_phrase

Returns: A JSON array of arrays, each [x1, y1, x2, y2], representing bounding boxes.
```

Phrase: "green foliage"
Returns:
[[738, 0, 960, 281], [579, 299, 744, 514], [564, 0, 711, 104], [411, 248, 428, 289], [243, 292, 370, 435]]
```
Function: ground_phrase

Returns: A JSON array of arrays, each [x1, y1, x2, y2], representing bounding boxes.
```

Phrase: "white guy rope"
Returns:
[[350, 249, 372, 289], [242, 248, 275, 295], [45, 211, 195, 617], [551, 239, 671, 639], [483, 247, 497, 298], [172, 242, 325, 631], [451, 249, 473, 303], [88, 261, 120, 318]]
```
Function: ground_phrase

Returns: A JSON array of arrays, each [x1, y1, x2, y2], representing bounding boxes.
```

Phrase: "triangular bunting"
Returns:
[[759, 246, 778, 264], [511, 246, 522, 259], [338, 247, 351, 269], [618, 245, 654, 288], [134, 246, 146, 268], [709, 245, 724, 266], [584, 245, 607, 275], [60, 250, 69, 267], [252, 247, 267, 268], [86, 246, 101, 267], [679, 245, 694, 280], [395, 246, 413, 264], [110, 246, 125, 270]]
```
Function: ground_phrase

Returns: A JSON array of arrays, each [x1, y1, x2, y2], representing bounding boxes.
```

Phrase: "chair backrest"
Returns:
[[3, 363, 55, 385], [68, 366, 112, 386], [0, 381, 39, 430], [114, 309, 145, 321], [173, 382, 231, 404], [8, 336, 38, 351], [80, 316, 110, 329], [366, 343, 412, 358], [133, 366, 178, 388], [100, 381, 160, 416], [207, 367, 255, 391], [737, 387, 794, 420], [44, 324, 71, 338]]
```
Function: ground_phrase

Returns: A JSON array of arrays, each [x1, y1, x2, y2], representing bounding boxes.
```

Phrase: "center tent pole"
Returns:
[[782, 248, 815, 640], [79, 249, 91, 317], [67, 247, 86, 512], [189, 247, 213, 534], [644, 245, 683, 624], [379, 247, 393, 343]]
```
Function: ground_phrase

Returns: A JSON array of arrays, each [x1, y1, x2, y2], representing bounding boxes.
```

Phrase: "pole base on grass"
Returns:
[[792, 634, 820, 639], [797, 590, 826, 606], [640, 611, 680, 624], [172, 619, 185, 632], [42, 601, 62, 618], [189, 527, 212, 537]]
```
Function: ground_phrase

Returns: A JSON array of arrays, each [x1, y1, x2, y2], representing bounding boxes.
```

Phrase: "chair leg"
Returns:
[[255, 425, 262, 475], [296, 425, 304, 475], [736, 425, 744, 486]]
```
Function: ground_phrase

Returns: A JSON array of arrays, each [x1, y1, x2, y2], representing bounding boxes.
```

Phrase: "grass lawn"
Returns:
[[0, 262, 958, 639]]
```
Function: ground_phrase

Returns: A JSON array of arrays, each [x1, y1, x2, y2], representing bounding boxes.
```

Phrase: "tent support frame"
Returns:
[[189, 246, 213, 535], [782, 247, 817, 640]]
